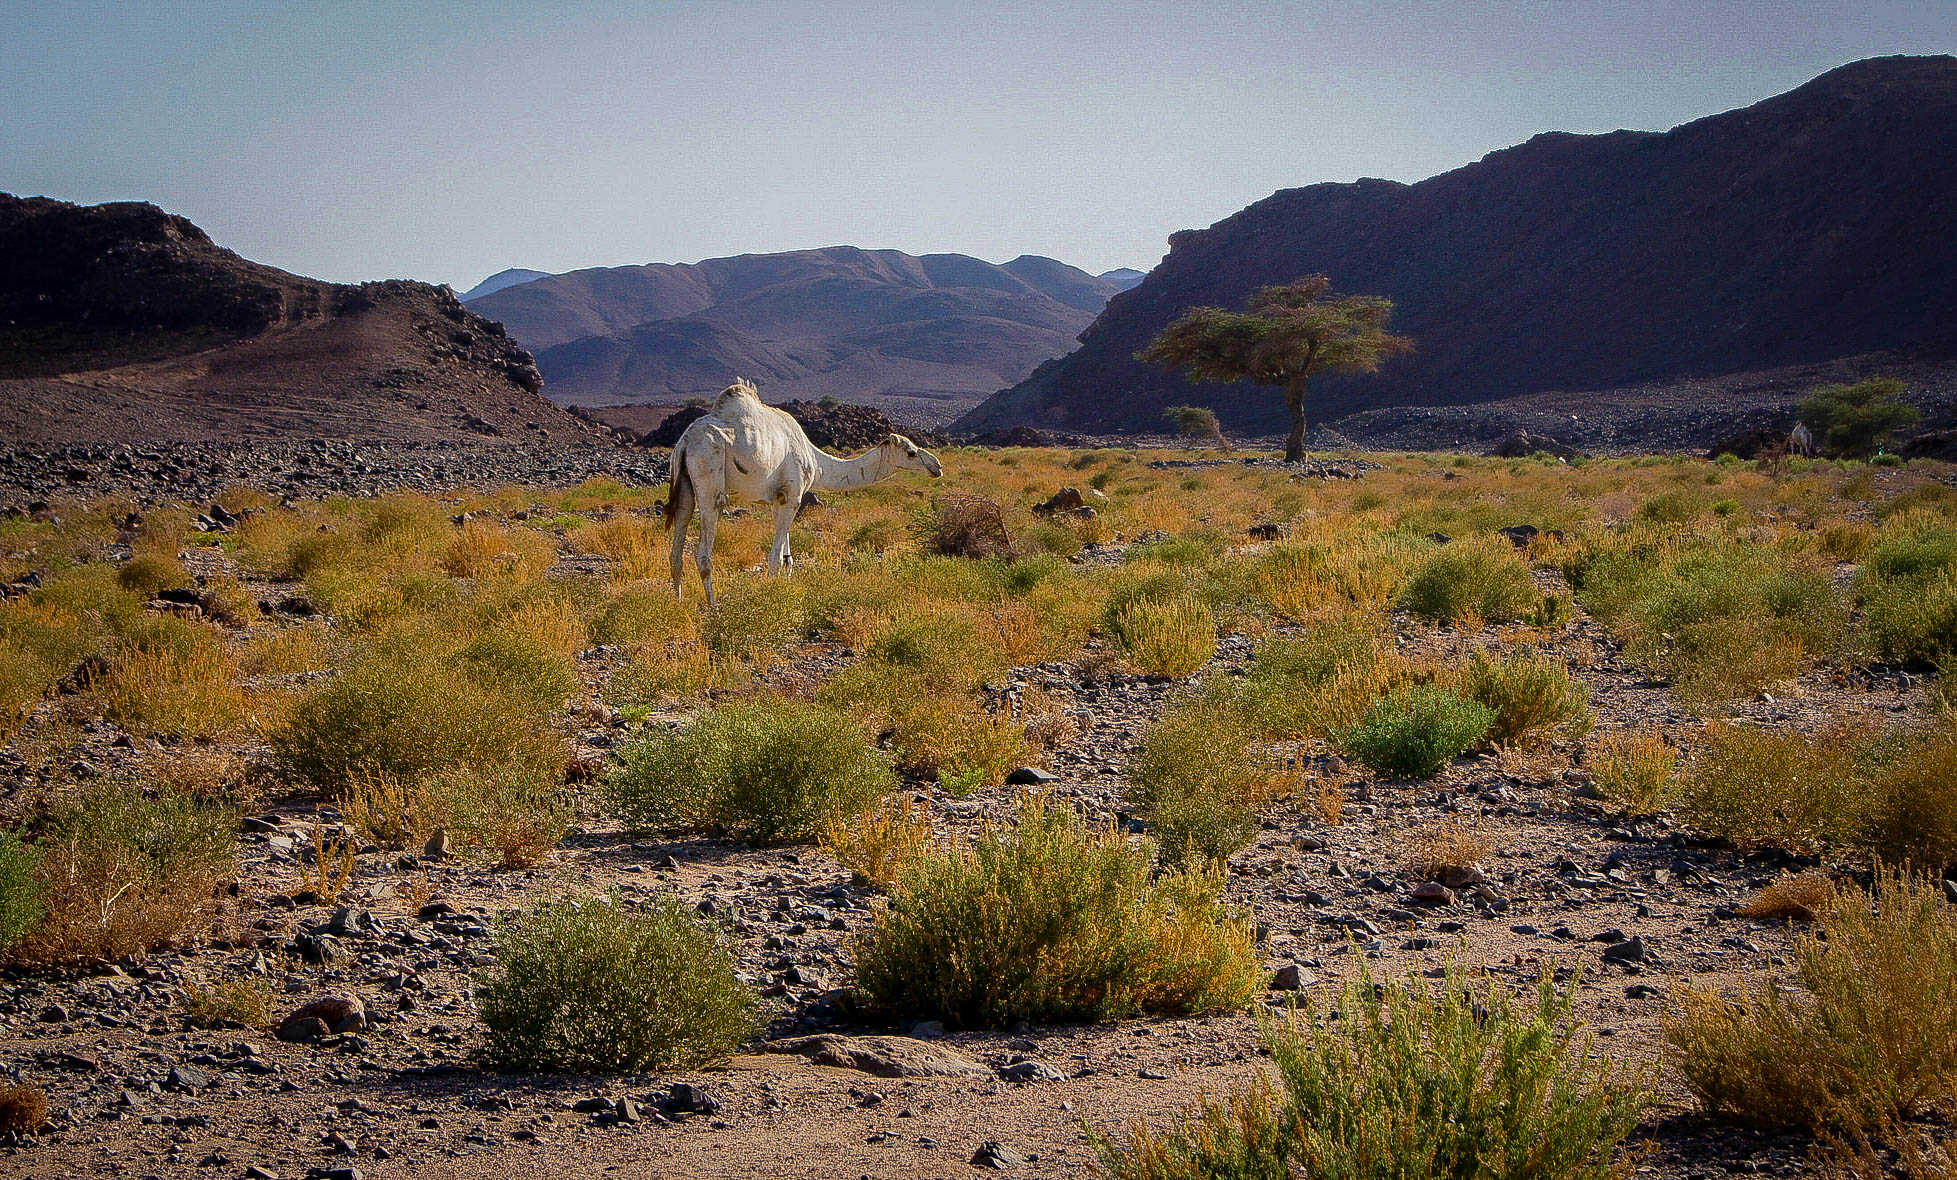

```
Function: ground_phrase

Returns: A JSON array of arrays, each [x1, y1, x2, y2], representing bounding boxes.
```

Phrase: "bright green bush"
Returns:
[[606, 697, 895, 843], [1335, 684, 1494, 778], [853, 796, 1258, 1028], [1398, 542, 1543, 625], [1097, 963, 1651, 1180], [1858, 525, 1957, 667], [0, 832, 44, 958], [477, 895, 761, 1073]]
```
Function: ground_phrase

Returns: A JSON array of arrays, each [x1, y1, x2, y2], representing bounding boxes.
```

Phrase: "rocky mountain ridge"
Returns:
[[0, 193, 608, 446], [956, 55, 1957, 436], [466, 248, 1119, 423]]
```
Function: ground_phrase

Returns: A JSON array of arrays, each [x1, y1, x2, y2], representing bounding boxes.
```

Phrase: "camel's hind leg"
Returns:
[[668, 477, 695, 598], [767, 502, 797, 574], [696, 500, 722, 607]]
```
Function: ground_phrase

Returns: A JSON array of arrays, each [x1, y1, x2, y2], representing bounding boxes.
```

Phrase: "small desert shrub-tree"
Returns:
[[1680, 723, 1876, 856], [1234, 619, 1393, 739], [821, 796, 933, 889], [853, 796, 1258, 1028], [607, 697, 895, 843], [1799, 377, 1919, 457], [1668, 867, 1957, 1131], [477, 894, 761, 1073], [1164, 405, 1226, 448], [1457, 648, 1591, 747], [1335, 684, 1494, 779], [1096, 963, 1651, 1180], [1398, 541, 1543, 626], [1129, 701, 1277, 865], [8, 783, 236, 967]]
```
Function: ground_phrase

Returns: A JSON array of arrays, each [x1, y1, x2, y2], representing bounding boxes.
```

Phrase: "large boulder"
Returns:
[[761, 1034, 990, 1078], [1489, 431, 1582, 461]]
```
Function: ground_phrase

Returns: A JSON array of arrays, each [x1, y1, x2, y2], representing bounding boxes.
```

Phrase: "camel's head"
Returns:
[[721, 377, 759, 400], [882, 433, 943, 478]]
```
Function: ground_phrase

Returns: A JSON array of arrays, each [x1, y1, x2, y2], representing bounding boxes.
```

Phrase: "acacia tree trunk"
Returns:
[[1283, 377, 1309, 463]]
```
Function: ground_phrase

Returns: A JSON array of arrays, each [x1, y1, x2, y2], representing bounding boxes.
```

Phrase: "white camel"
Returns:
[[662, 378, 943, 603]]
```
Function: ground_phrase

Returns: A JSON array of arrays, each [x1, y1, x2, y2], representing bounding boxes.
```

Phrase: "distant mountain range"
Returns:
[[0, 193, 601, 445], [1098, 268, 1146, 293], [460, 268, 551, 301], [956, 55, 1957, 436], [464, 249, 1121, 422]]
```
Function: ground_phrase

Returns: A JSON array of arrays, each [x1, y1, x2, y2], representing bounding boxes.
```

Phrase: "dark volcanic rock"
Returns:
[[0, 192, 594, 446], [956, 56, 1957, 438]]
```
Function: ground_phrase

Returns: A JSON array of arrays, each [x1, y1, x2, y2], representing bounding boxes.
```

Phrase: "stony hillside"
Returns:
[[0, 194, 607, 446], [466, 248, 1118, 422], [955, 55, 1957, 436]]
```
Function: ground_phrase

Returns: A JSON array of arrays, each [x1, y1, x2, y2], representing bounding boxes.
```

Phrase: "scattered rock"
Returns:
[[971, 1140, 1028, 1169], [1031, 488, 1086, 516], [761, 1035, 989, 1078], [1004, 767, 1057, 785], [276, 996, 365, 1042]]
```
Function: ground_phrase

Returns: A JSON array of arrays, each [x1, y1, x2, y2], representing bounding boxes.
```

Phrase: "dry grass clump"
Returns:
[[1095, 963, 1651, 1180], [889, 696, 1026, 792], [1335, 684, 1495, 779], [1397, 539, 1545, 626], [1129, 700, 1282, 866], [271, 642, 568, 792], [426, 766, 575, 870], [181, 976, 276, 1028], [1859, 523, 1957, 668], [6, 783, 236, 968], [853, 795, 1258, 1028], [1737, 871, 1837, 923], [98, 645, 252, 738], [1568, 536, 1846, 699], [607, 697, 895, 843], [914, 492, 1014, 558], [1589, 732, 1681, 815], [821, 795, 933, 889], [1867, 731, 1957, 871], [1108, 594, 1215, 679], [476, 894, 762, 1073], [1457, 647, 1592, 747], [700, 576, 807, 664], [0, 1085, 50, 1136], [1233, 616, 1393, 739], [1404, 819, 1494, 882], [1668, 867, 1957, 1131], [1680, 723, 1877, 856]]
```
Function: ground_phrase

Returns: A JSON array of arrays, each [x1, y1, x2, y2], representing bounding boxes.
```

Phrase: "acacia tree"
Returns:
[[1140, 275, 1412, 463]]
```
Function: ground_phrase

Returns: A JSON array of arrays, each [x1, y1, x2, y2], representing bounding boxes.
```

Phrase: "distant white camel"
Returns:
[[662, 378, 943, 603]]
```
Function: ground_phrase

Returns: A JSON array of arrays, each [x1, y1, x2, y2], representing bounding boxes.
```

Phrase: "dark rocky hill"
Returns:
[[0, 194, 605, 446], [466, 247, 1118, 423], [955, 56, 1957, 436]]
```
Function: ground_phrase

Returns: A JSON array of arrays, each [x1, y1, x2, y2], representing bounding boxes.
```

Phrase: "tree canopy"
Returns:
[[1797, 377, 1917, 457], [1140, 275, 1411, 462]]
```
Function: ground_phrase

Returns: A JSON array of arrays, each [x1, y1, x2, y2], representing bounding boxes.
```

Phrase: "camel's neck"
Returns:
[[811, 447, 892, 492]]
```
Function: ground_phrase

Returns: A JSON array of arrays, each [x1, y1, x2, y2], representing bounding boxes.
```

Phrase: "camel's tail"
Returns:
[[662, 439, 692, 529]]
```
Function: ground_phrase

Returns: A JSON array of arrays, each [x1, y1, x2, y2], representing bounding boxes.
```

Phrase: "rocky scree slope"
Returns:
[[956, 55, 1957, 436], [0, 193, 606, 446]]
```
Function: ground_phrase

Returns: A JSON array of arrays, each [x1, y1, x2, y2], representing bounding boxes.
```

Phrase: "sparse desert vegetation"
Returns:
[[4, 443, 1957, 1177]]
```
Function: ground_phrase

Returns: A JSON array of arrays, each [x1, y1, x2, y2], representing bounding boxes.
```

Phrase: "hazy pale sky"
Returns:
[[5, 1, 1953, 289]]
